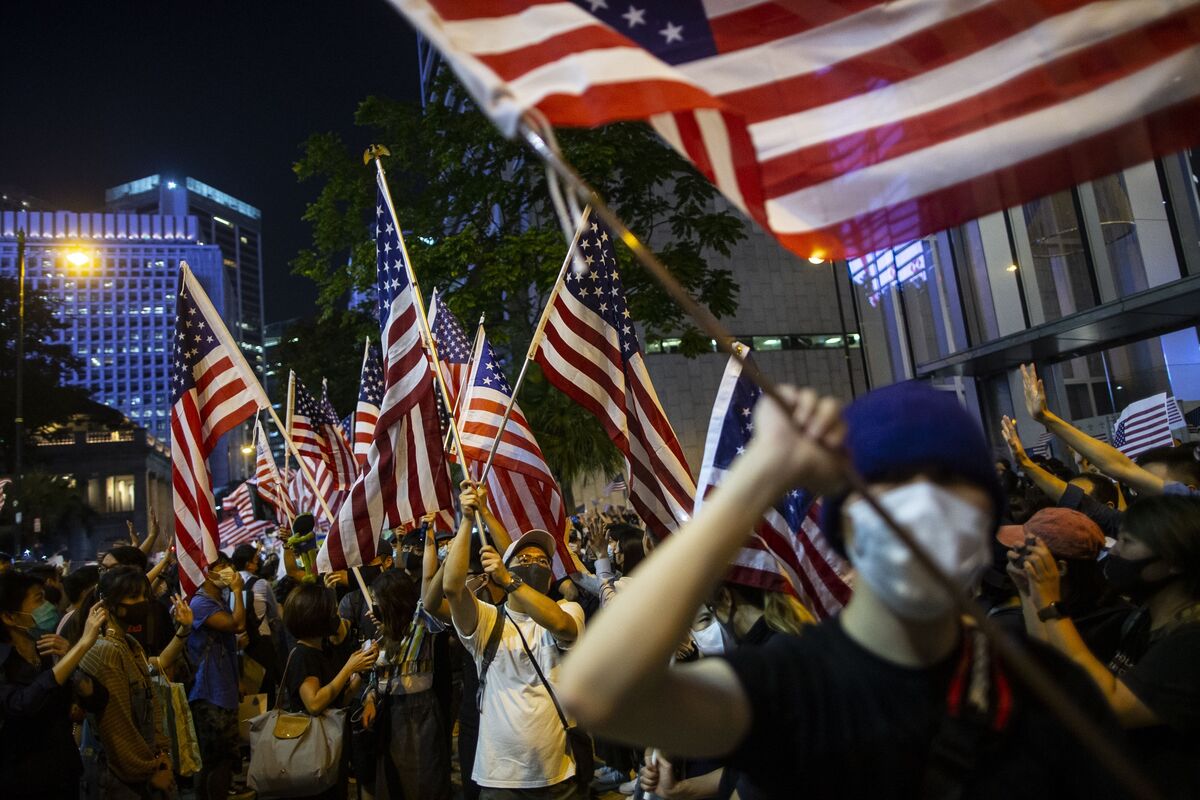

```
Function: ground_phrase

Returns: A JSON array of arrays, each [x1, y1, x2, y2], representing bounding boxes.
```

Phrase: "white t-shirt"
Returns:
[[457, 598, 585, 789], [239, 570, 278, 637]]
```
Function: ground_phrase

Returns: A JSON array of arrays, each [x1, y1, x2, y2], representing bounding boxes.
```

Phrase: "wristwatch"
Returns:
[[502, 575, 525, 595], [1037, 602, 1065, 621]]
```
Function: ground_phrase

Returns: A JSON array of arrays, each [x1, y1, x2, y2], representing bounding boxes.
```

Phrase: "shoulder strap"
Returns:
[[506, 609, 570, 733], [475, 602, 507, 712], [275, 647, 301, 710]]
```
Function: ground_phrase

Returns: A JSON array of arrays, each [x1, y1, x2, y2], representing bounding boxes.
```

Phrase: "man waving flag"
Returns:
[[318, 176, 454, 571], [171, 263, 270, 596]]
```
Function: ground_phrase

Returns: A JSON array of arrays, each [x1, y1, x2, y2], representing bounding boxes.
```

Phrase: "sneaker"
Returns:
[[594, 765, 610, 779], [618, 777, 638, 795], [591, 766, 626, 789]]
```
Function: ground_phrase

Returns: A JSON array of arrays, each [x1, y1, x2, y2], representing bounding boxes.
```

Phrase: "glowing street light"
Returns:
[[64, 248, 93, 269]]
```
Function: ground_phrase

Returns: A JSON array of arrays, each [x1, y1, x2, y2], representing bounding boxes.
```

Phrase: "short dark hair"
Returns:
[[1071, 473, 1119, 508], [97, 565, 150, 608], [371, 569, 419, 642], [283, 583, 340, 640], [1122, 496, 1200, 596], [27, 564, 61, 582], [64, 565, 101, 604], [105, 546, 149, 572], [231, 544, 258, 571], [1138, 445, 1200, 487], [0, 571, 42, 643]]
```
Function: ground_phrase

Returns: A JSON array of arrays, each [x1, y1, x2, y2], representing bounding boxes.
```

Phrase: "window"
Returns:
[[104, 475, 136, 513]]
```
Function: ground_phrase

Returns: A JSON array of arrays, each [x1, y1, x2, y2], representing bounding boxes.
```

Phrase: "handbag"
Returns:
[[150, 675, 202, 778], [246, 649, 347, 799], [505, 610, 594, 792]]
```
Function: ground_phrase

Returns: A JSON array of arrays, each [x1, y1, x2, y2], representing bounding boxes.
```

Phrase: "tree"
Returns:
[[272, 311, 376, 417], [292, 73, 746, 486], [0, 274, 107, 472]]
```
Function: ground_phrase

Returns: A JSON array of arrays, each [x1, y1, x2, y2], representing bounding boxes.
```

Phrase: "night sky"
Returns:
[[0, 0, 420, 322]]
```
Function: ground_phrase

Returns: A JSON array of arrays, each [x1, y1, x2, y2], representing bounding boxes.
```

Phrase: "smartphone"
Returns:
[[361, 638, 374, 652]]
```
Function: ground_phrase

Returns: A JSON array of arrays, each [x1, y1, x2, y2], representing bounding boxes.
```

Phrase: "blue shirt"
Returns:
[[187, 592, 239, 710], [1163, 481, 1200, 498]]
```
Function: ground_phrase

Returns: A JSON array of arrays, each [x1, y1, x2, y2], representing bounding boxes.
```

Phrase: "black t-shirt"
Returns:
[[1120, 622, 1200, 798], [723, 618, 1130, 800], [281, 643, 338, 714], [0, 644, 82, 796]]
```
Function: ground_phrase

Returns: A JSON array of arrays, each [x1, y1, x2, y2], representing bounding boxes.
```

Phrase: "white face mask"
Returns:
[[692, 620, 733, 657], [845, 482, 991, 621], [209, 566, 235, 588]]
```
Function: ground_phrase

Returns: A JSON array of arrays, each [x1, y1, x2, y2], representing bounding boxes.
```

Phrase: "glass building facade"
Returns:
[[0, 208, 241, 486], [847, 152, 1200, 454]]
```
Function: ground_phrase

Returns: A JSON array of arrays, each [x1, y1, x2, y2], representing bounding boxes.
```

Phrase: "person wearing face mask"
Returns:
[[0, 571, 108, 799], [1014, 494, 1200, 798], [558, 381, 1130, 800], [443, 486, 587, 799], [81, 566, 191, 799], [232, 543, 282, 703], [185, 554, 245, 800]]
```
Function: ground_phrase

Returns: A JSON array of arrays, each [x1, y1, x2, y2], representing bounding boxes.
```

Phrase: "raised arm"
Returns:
[[138, 508, 161, 555], [1021, 364, 1165, 495], [443, 487, 480, 637], [474, 484, 512, 553], [299, 644, 377, 715], [200, 573, 246, 634], [150, 594, 193, 674], [421, 523, 452, 623], [480, 545, 578, 642], [557, 388, 847, 756], [1001, 415, 1068, 501]]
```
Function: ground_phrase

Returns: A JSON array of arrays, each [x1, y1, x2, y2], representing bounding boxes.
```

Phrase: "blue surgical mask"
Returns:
[[32, 601, 60, 638]]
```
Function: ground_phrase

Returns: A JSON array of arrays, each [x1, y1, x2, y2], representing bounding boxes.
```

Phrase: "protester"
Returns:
[[28, 563, 67, 614], [363, 567, 451, 799], [559, 382, 1129, 799], [93, 545, 174, 655], [58, 565, 101, 638], [279, 582, 377, 799], [1012, 494, 1200, 797], [444, 486, 586, 799], [80, 566, 178, 798], [232, 543, 282, 701], [0, 571, 107, 799]]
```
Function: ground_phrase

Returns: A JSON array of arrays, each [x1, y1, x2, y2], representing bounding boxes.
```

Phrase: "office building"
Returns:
[[0, 206, 243, 486], [848, 153, 1200, 452]]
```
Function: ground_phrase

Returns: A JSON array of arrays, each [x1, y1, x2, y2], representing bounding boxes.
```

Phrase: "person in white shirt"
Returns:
[[444, 487, 586, 800]]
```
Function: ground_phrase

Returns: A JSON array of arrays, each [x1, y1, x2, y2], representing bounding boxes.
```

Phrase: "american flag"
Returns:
[[1028, 431, 1055, 460], [456, 319, 574, 576], [170, 263, 268, 596], [533, 216, 695, 541], [1167, 396, 1187, 430], [390, 0, 1200, 260], [317, 175, 454, 572], [253, 418, 294, 523], [290, 375, 354, 491], [0, 478, 10, 515], [603, 475, 627, 495], [1113, 393, 1175, 458], [428, 289, 474, 412], [218, 482, 275, 550], [354, 339, 385, 467], [321, 379, 359, 487], [696, 348, 851, 618]]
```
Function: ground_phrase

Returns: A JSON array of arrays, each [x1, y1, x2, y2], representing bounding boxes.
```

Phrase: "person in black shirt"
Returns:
[[559, 381, 1131, 800], [1015, 494, 1200, 798], [0, 571, 108, 799]]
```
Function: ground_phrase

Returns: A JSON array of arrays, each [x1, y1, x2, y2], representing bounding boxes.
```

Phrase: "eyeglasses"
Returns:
[[511, 554, 551, 568]]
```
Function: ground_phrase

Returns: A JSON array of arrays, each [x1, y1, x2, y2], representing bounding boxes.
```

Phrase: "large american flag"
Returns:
[[428, 289, 474, 412], [697, 348, 852, 618], [354, 339, 385, 467], [533, 216, 695, 541], [254, 418, 294, 523], [1112, 393, 1175, 458], [390, 0, 1200, 260], [170, 263, 268, 596], [317, 175, 455, 571], [456, 318, 575, 576]]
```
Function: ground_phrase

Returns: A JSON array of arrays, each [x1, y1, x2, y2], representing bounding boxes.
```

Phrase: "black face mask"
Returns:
[[117, 600, 150, 628], [403, 553, 422, 573], [358, 564, 382, 586], [510, 564, 553, 595], [1104, 554, 1173, 602]]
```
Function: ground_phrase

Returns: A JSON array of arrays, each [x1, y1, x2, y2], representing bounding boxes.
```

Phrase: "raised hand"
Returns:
[[1000, 415, 1028, 463], [746, 385, 847, 496], [80, 604, 108, 646], [1020, 363, 1050, 423], [170, 593, 193, 629], [479, 544, 511, 588], [37, 634, 70, 658]]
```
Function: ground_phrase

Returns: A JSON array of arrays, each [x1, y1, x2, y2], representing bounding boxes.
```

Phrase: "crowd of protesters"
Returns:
[[2, 364, 1199, 799]]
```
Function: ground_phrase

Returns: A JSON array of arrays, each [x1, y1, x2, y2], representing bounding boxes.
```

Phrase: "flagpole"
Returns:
[[511, 116, 1158, 800], [441, 312, 486, 456], [275, 370, 337, 524], [477, 205, 591, 486], [368, 146, 490, 546]]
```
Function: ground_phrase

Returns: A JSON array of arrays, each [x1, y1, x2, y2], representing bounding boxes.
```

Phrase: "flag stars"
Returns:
[[659, 21, 683, 43], [622, 4, 645, 27], [586, 0, 607, 9]]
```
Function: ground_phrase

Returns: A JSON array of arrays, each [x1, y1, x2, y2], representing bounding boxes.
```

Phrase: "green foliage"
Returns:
[[0, 274, 104, 471], [273, 311, 376, 416], [291, 73, 746, 485], [17, 470, 95, 536]]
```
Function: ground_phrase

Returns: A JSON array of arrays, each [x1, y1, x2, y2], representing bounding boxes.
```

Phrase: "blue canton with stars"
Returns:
[[170, 277, 223, 405], [571, 0, 717, 65], [714, 354, 816, 528], [473, 339, 514, 396], [294, 380, 335, 425], [430, 297, 472, 366], [375, 179, 414, 331], [564, 217, 642, 360], [359, 342, 384, 406]]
